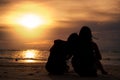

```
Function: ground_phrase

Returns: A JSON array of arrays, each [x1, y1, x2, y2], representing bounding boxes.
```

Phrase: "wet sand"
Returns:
[[0, 62, 120, 80]]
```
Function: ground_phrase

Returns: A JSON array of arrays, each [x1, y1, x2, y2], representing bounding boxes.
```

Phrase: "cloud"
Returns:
[[1, 0, 120, 22], [45, 0, 120, 22], [0, 0, 120, 50], [0, 0, 10, 6]]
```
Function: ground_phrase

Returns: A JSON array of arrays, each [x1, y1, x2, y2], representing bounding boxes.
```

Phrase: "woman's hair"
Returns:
[[79, 26, 92, 41], [67, 33, 78, 43]]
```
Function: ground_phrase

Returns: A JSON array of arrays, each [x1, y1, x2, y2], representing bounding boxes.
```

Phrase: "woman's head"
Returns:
[[79, 26, 92, 41], [67, 33, 78, 43]]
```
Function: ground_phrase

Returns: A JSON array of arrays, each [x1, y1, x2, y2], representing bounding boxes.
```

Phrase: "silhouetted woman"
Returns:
[[72, 26, 106, 77], [66, 33, 79, 60], [45, 39, 69, 74]]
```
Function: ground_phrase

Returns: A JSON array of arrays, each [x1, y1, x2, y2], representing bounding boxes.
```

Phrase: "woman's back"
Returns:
[[45, 39, 69, 74], [72, 26, 97, 77]]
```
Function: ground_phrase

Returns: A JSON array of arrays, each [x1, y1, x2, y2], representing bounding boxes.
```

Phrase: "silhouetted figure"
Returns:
[[72, 26, 107, 77], [96, 60, 108, 75], [66, 33, 79, 60], [45, 39, 69, 75], [15, 58, 18, 61]]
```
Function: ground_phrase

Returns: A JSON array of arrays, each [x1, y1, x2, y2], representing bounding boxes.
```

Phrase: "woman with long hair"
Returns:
[[72, 26, 107, 77]]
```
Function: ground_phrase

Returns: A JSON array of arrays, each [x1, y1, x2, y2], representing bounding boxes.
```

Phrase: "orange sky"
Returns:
[[0, 0, 120, 50]]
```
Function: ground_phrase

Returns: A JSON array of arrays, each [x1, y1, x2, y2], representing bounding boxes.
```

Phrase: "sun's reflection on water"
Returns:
[[24, 60, 36, 63], [24, 50, 36, 58], [12, 49, 48, 63], [21, 49, 39, 63]]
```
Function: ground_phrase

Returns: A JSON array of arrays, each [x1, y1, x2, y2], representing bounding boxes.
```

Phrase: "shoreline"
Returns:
[[0, 62, 120, 80]]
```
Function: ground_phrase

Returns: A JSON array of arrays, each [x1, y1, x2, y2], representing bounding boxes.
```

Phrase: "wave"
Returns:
[[0, 57, 47, 61], [0, 56, 120, 61], [103, 58, 120, 61]]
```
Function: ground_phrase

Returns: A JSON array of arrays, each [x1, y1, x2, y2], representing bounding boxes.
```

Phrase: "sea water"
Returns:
[[0, 49, 49, 63], [0, 49, 120, 65]]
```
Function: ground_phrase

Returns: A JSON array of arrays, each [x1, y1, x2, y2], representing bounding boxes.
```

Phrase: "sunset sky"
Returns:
[[0, 0, 120, 51]]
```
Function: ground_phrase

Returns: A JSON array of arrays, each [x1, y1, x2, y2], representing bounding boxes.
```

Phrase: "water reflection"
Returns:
[[0, 49, 49, 63], [18, 49, 49, 63], [24, 50, 36, 58], [13, 49, 39, 63], [24, 60, 36, 63], [21, 49, 38, 63]]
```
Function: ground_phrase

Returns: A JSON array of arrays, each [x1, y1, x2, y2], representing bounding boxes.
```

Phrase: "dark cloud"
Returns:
[[0, 25, 11, 30], [0, 0, 13, 7], [50, 19, 120, 51], [0, 0, 10, 5], [0, 29, 12, 40]]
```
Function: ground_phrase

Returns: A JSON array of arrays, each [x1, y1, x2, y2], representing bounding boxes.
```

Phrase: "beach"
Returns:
[[0, 0, 120, 80], [0, 62, 120, 80]]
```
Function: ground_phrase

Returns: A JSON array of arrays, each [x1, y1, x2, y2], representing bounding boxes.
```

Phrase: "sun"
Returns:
[[2, 2, 54, 30], [17, 14, 46, 29]]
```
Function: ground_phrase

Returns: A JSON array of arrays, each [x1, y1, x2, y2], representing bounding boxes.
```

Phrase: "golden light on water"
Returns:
[[24, 60, 36, 63], [13, 49, 47, 63], [22, 50, 38, 63], [24, 50, 36, 58]]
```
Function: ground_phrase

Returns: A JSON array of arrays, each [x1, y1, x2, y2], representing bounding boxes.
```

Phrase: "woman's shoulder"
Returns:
[[91, 41, 98, 46]]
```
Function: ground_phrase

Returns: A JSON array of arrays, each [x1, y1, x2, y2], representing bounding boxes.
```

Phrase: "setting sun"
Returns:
[[2, 1, 54, 30], [17, 14, 46, 29]]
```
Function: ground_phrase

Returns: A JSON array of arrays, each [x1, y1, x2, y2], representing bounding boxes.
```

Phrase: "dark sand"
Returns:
[[0, 62, 120, 80]]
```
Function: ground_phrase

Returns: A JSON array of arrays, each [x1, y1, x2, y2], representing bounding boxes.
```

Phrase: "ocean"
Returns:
[[0, 49, 49, 63], [0, 49, 120, 65]]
